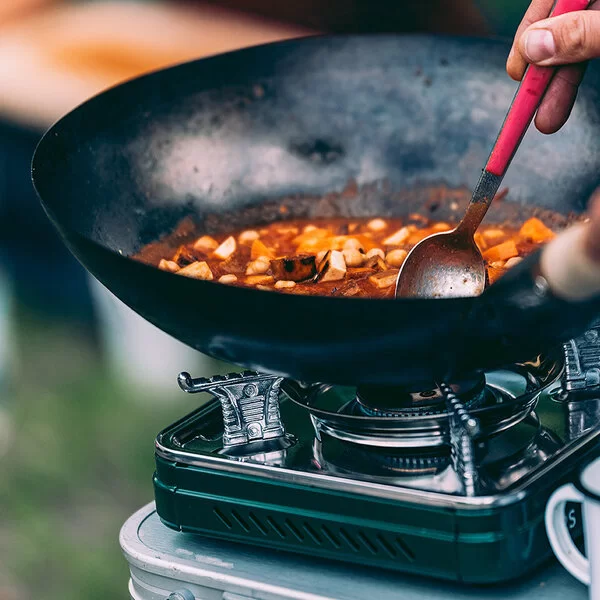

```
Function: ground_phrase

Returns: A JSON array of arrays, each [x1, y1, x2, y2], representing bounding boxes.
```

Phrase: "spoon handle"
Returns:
[[486, 0, 591, 177], [457, 0, 590, 237]]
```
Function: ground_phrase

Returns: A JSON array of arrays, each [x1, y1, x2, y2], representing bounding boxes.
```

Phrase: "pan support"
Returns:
[[177, 371, 285, 448], [561, 324, 600, 440]]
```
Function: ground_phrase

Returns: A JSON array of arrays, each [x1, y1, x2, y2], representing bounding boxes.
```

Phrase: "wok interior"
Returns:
[[33, 35, 600, 256], [30, 35, 600, 384]]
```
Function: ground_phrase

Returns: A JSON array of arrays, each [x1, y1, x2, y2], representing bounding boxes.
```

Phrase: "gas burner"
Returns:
[[317, 435, 451, 477], [283, 354, 563, 450], [354, 374, 487, 418]]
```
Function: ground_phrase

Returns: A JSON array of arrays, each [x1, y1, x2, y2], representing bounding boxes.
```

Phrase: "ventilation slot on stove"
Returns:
[[212, 507, 415, 563], [230, 510, 251, 533]]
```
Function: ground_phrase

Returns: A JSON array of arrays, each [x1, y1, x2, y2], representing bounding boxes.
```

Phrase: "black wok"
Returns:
[[31, 35, 600, 386]]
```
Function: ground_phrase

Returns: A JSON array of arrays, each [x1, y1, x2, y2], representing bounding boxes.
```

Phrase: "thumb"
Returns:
[[518, 10, 600, 66]]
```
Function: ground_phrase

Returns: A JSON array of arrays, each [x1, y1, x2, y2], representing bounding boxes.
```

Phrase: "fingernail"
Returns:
[[524, 29, 556, 62]]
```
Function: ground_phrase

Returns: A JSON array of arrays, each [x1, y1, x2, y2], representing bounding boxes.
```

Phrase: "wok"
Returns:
[[31, 35, 600, 386]]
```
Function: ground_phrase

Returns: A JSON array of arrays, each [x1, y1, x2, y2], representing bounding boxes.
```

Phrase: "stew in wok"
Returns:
[[135, 213, 556, 298]]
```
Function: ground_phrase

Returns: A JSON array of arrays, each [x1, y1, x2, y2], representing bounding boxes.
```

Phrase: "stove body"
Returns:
[[120, 503, 587, 600], [154, 328, 600, 585]]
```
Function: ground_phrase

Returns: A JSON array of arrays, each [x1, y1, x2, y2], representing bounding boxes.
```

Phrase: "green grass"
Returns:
[[0, 314, 190, 599]]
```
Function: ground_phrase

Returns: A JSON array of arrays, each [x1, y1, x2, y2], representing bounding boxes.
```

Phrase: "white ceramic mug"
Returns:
[[545, 458, 600, 597]]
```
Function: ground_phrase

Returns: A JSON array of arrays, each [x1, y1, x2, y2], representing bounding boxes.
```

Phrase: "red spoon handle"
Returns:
[[486, 0, 590, 177]]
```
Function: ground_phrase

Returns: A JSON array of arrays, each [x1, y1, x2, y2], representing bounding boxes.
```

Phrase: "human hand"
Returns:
[[506, 0, 600, 134]]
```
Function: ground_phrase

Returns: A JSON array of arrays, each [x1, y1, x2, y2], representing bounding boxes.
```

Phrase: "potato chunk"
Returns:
[[369, 269, 398, 289], [483, 240, 519, 263], [274, 280, 296, 289], [366, 248, 384, 260], [342, 249, 365, 267], [383, 227, 410, 246], [238, 230, 260, 244], [176, 261, 214, 280], [386, 249, 408, 268], [213, 236, 237, 260], [158, 259, 180, 273], [315, 250, 346, 282], [270, 255, 316, 281], [367, 218, 388, 232], [193, 235, 219, 252], [246, 275, 274, 285], [505, 257, 523, 269], [246, 258, 271, 275], [219, 274, 238, 284]]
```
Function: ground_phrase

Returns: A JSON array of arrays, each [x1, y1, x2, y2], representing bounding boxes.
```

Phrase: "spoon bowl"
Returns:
[[395, 230, 486, 298]]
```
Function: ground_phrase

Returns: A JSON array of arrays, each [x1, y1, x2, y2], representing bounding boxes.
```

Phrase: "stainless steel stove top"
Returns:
[[150, 325, 600, 583], [158, 350, 599, 506]]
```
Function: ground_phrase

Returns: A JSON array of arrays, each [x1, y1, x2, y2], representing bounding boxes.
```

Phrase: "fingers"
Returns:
[[517, 10, 600, 66], [535, 63, 587, 133], [507, 1, 600, 134], [507, 0, 556, 81]]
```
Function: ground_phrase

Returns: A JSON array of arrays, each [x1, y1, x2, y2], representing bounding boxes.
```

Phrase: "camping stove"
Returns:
[[153, 327, 600, 585]]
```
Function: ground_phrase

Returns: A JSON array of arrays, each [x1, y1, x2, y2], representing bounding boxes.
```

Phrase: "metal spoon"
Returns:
[[395, 0, 590, 299]]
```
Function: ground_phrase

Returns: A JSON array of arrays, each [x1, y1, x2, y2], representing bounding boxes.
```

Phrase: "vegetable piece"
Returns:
[[482, 240, 519, 263], [270, 255, 316, 282], [238, 230, 260, 244], [219, 274, 238, 284], [519, 218, 555, 243], [505, 256, 523, 269], [342, 249, 364, 267], [176, 261, 214, 280], [366, 248, 385, 260], [343, 238, 363, 251], [369, 270, 399, 289], [274, 280, 296, 289], [315, 250, 347, 282], [383, 227, 410, 246], [251, 239, 275, 260], [246, 258, 271, 275], [367, 218, 388, 232], [193, 235, 219, 252], [158, 259, 180, 273], [296, 236, 338, 253], [432, 222, 451, 232], [213, 236, 237, 260], [293, 227, 330, 245], [386, 249, 408, 268], [363, 255, 387, 271], [482, 229, 505, 243], [245, 275, 274, 285]]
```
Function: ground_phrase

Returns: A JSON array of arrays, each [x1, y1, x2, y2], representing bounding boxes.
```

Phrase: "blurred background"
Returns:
[[0, 1, 528, 598]]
